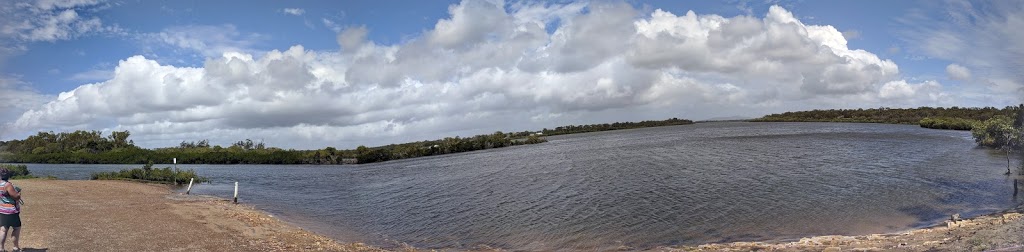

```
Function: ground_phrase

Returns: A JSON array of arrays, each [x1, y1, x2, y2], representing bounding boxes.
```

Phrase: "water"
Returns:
[[18, 122, 1023, 250]]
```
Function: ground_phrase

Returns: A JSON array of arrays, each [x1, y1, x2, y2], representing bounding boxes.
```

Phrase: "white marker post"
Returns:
[[233, 182, 239, 204], [186, 178, 194, 195]]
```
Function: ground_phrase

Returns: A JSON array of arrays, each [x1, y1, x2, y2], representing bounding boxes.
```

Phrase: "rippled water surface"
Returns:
[[22, 122, 1024, 250]]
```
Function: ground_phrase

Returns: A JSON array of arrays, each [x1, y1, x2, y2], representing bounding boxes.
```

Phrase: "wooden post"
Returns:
[[233, 182, 239, 203], [186, 178, 194, 195]]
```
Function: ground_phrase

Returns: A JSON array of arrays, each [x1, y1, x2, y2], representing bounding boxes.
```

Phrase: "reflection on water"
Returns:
[[20, 122, 1023, 250]]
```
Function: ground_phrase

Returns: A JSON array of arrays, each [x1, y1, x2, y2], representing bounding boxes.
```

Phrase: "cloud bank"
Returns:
[[9, 1, 954, 148]]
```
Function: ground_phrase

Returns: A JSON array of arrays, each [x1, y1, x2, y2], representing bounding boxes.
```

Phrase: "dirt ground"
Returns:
[[9, 179, 390, 252]]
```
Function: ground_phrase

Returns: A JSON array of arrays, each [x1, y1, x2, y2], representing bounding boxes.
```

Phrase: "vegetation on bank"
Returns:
[[90, 162, 208, 184], [0, 117, 693, 165], [0, 164, 36, 179], [752, 106, 1019, 130], [970, 110, 1024, 174], [918, 117, 980, 130]]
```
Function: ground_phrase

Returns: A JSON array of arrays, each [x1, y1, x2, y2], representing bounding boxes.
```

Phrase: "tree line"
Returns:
[[535, 118, 694, 136], [0, 117, 693, 165], [752, 106, 1016, 129]]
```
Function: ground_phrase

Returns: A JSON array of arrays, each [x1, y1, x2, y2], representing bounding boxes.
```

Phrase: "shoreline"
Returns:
[[665, 205, 1024, 251], [12, 178, 1024, 251]]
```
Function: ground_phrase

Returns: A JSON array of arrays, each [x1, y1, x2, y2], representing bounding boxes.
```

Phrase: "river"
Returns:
[[18, 122, 1023, 250]]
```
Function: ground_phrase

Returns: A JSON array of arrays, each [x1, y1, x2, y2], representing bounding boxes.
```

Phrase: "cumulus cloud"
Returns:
[[899, 0, 1024, 103], [876, 80, 950, 108], [946, 63, 971, 80], [10, 2, 944, 148], [283, 8, 305, 16]]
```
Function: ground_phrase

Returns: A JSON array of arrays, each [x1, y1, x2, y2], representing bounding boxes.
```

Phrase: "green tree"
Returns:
[[972, 115, 1021, 174]]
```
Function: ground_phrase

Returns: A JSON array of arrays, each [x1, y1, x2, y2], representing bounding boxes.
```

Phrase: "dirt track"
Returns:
[[10, 179, 385, 252]]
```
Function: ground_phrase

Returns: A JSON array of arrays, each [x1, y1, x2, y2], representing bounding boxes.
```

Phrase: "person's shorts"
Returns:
[[0, 213, 21, 228]]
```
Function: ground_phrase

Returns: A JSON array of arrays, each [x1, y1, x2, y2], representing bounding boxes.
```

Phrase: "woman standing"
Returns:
[[0, 168, 21, 252]]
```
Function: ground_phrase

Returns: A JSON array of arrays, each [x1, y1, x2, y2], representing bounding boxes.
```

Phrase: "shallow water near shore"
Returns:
[[21, 122, 1024, 250]]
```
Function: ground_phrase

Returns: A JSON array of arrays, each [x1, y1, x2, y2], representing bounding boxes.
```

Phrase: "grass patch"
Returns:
[[90, 162, 209, 185]]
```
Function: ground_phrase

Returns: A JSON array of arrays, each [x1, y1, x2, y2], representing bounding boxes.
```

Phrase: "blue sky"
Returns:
[[1, 0, 1021, 149]]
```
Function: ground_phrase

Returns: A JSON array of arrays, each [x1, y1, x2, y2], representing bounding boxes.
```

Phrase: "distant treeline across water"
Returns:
[[754, 105, 1023, 151], [753, 106, 1016, 128], [0, 118, 693, 165]]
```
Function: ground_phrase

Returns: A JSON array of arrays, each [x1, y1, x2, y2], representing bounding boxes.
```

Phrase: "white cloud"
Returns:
[[879, 80, 934, 99], [283, 8, 305, 16], [0, 77, 51, 139], [627, 6, 899, 97], [428, 0, 512, 49], [34, 0, 101, 11], [0, 0, 112, 42], [336, 26, 368, 51], [0, 0, 118, 64], [142, 24, 265, 58], [945, 63, 971, 81], [10, 2, 949, 148], [322, 18, 342, 33]]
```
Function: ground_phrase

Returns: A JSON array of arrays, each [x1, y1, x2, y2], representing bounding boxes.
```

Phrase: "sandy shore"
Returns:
[[663, 208, 1024, 251], [7, 178, 1024, 251], [11, 179, 390, 252]]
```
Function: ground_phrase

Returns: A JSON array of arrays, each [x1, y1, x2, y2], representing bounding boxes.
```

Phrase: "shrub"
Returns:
[[90, 165, 209, 184], [919, 117, 978, 130], [0, 164, 34, 179], [971, 115, 1019, 149]]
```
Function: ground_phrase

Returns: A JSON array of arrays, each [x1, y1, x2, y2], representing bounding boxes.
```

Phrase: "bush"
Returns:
[[919, 117, 978, 130], [524, 135, 547, 144], [971, 115, 1019, 149], [0, 164, 34, 179], [90, 163, 209, 184]]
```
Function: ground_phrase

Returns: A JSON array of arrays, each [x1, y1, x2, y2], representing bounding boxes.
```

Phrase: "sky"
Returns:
[[0, 0, 1022, 149]]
